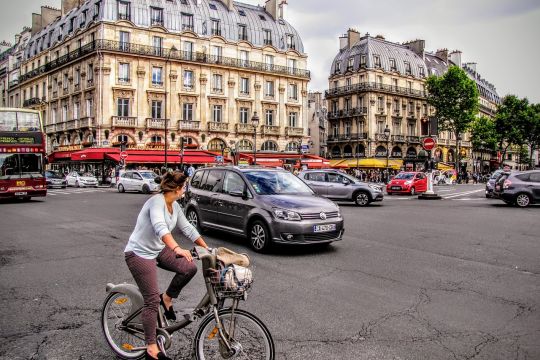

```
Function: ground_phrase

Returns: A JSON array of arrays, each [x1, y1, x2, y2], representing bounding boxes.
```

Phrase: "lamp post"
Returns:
[[356, 118, 360, 170], [164, 45, 177, 170], [384, 124, 391, 175], [251, 111, 260, 165]]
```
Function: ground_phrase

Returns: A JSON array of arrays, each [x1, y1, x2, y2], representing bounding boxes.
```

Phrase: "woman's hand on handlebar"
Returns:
[[174, 247, 193, 262]]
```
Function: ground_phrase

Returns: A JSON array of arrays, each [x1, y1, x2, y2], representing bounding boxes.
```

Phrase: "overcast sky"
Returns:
[[2, 0, 539, 103]]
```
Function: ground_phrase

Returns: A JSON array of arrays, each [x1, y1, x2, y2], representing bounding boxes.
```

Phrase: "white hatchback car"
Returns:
[[66, 171, 99, 187], [117, 170, 159, 194]]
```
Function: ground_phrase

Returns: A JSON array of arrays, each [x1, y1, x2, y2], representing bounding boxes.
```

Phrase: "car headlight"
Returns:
[[273, 208, 301, 221], [405, 180, 413, 185], [368, 184, 382, 192]]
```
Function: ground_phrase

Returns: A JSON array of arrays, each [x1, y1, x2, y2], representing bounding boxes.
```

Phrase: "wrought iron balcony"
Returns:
[[375, 133, 390, 142], [392, 135, 406, 142], [178, 120, 200, 131], [146, 118, 169, 129], [327, 107, 368, 120], [18, 40, 310, 84], [328, 133, 367, 142], [112, 116, 137, 128], [235, 123, 255, 134], [325, 82, 427, 99], [285, 127, 304, 137], [407, 136, 420, 143], [23, 97, 41, 107], [208, 121, 229, 132], [261, 125, 280, 136]]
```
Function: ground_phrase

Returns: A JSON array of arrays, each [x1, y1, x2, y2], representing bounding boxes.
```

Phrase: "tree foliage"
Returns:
[[470, 116, 498, 151]]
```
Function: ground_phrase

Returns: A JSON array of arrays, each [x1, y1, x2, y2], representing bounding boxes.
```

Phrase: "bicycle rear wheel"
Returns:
[[101, 292, 146, 359], [193, 309, 275, 360]]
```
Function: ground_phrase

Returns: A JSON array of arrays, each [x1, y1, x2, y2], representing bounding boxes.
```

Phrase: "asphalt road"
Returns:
[[0, 184, 539, 360]]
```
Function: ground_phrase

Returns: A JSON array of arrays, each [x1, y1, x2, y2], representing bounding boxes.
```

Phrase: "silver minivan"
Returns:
[[299, 169, 384, 206], [184, 166, 344, 252]]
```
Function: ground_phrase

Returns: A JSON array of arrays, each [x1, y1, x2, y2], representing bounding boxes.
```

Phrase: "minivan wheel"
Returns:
[[249, 220, 271, 253], [354, 191, 370, 206], [142, 184, 150, 194], [186, 208, 204, 233], [515, 193, 531, 208]]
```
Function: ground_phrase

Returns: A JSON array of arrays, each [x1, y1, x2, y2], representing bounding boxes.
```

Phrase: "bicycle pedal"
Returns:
[[176, 308, 196, 321]]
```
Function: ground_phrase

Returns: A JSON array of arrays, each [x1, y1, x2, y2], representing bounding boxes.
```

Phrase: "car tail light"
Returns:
[[503, 179, 512, 189]]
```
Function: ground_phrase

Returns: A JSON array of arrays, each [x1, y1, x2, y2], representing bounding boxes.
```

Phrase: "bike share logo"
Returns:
[[319, 212, 327, 220]]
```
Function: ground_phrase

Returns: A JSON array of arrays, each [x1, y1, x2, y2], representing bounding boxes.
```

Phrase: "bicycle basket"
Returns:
[[209, 264, 253, 299]]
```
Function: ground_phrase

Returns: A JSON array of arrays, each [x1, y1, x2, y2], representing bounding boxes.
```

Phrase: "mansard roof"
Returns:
[[462, 63, 500, 104]]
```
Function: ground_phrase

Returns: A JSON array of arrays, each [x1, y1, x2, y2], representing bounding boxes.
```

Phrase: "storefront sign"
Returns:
[[0, 135, 38, 144], [56, 145, 83, 152]]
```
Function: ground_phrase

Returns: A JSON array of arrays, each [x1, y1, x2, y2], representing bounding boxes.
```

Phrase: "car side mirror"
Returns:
[[229, 190, 245, 197]]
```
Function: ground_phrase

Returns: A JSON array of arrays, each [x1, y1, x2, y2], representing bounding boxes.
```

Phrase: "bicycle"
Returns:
[[101, 246, 275, 359]]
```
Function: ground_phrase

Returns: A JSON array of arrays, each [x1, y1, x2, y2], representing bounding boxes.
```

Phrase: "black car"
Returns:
[[44, 170, 67, 189], [184, 166, 344, 252], [485, 169, 505, 198], [493, 170, 540, 207]]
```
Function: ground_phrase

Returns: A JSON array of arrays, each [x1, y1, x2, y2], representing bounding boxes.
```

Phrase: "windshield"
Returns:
[[140, 172, 157, 179], [46, 171, 63, 179], [394, 173, 414, 180], [0, 111, 41, 131], [244, 171, 313, 195], [0, 153, 44, 179], [77, 172, 94, 177]]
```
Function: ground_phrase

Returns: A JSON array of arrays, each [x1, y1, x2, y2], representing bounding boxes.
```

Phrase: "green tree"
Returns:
[[494, 95, 529, 167], [521, 103, 540, 169], [470, 116, 498, 151], [426, 66, 479, 172]]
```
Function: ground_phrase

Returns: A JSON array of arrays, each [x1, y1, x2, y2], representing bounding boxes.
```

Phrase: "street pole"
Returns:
[[164, 45, 177, 170], [251, 112, 260, 165], [356, 118, 360, 170]]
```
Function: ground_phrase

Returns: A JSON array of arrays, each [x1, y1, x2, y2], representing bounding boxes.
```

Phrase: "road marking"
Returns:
[[443, 189, 484, 199], [451, 198, 485, 201]]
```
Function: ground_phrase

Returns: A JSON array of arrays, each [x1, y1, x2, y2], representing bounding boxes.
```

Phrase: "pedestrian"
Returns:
[[114, 164, 121, 186], [187, 164, 195, 178], [124, 172, 209, 360]]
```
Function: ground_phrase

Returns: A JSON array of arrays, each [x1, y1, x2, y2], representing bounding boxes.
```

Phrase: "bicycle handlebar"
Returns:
[[175, 246, 215, 259]]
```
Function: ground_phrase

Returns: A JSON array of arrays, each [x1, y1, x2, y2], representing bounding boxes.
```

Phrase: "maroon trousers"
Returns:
[[125, 247, 197, 345]]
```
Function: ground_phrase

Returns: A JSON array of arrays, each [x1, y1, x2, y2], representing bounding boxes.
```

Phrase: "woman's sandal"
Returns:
[[159, 293, 176, 321], [145, 351, 172, 360]]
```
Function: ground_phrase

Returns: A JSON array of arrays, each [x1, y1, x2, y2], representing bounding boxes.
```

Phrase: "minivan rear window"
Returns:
[[201, 170, 224, 192], [191, 170, 204, 188]]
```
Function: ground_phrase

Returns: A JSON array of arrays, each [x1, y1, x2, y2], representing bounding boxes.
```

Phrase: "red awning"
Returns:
[[106, 153, 224, 164], [71, 148, 119, 161], [304, 162, 329, 169], [47, 151, 74, 162]]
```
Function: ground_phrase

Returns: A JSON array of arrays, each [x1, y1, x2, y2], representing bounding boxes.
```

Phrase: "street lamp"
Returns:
[[384, 124, 391, 175], [251, 111, 260, 165], [356, 118, 360, 170], [164, 45, 177, 170]]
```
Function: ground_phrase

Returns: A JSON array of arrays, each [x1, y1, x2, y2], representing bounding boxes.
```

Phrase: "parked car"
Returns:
[[485, 169, 505, 198], [386, 172, 427, 195], [493, 170, 540, 207], [117, 170, 159, 194], [184, 166, 344, 252], [298, 169, 383, 206], [65, 171, 98, 187], [44, 170, 67, 189]]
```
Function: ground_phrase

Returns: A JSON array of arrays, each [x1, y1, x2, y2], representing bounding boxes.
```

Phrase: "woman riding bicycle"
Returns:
[[124, 171, 209, 360]]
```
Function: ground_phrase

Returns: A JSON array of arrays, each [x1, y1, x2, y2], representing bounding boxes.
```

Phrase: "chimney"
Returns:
[[466, 62, 477, 73], [375, 34, 385, 41], [435, 48, 448, 63], [62, 0, 81, 16], [347, 28, 360, 49], [32, 13, 43, 35], [449, 50, 462, 68], [15, 34, 21, 45], [221, 0, 234, 11], [405, 39, 425, 57], [339, 34, 348, 51], [41, 6, 61, 27], [265, 0, 279, 20]]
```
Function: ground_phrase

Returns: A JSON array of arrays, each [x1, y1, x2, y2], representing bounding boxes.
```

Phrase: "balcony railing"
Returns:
[[325, 82, 426, 99], [23, 97, 41, 107], [392, 135, 406, 142], [44, 124, 55, 133], [208, 121, 229, 132], [285, 127, 304, 137], [407, 136, 420, 143], [261, 125, 280, 136], [66, 119, 78, 130], [460, 140, 472, 147], [178, 120, 200, 131], [327, 107, 368, 119], [375, 133, 390, 142], [112, 116, 137, 128], [18, 40, 310, 84], [235, 123, 255, 134], [80, 117, 95, 128], [327, 133, 368, 142], [146, 118, 169, 129]]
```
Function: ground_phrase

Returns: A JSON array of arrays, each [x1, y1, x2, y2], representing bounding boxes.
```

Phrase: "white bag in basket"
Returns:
[[222, 264, 253, 290]]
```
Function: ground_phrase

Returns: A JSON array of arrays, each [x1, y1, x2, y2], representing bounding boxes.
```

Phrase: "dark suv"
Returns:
[[184, 166, 344, 252], [493, 170, 540, 207]]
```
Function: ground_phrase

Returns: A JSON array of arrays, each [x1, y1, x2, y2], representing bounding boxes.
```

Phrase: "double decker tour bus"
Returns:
[[0, 108, 47, 200]]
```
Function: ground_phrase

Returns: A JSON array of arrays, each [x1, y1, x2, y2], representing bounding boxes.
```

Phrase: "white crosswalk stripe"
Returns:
[[47, 188, 110, 196]]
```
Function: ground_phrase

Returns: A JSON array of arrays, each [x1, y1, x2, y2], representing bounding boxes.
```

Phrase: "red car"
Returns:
[[386, 172, 428, 195]]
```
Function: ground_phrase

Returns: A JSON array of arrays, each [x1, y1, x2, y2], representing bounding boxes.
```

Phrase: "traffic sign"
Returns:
[[216, 155, 224, 163], [120, 151, 128, 160], [422, 137, 436, 151]]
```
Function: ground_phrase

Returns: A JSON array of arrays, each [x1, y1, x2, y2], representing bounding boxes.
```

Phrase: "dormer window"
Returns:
[[180, 0, 188, 4], [238, 24, 248, 41], [286, 34, 295, 50], [419, 66, 425, 77], [389, 58, 396, 71], [360, 55, 366, 67], [150, 7, 164, 26], [347, 57, 354, 70], [263, 29, 272, 45], [118, 1, 131, 21], [373, 55, 381, 68], [335, 61, 341, 73], [404, 62, 412, 75], [209, 3, 217, 10], [211, 19, 221, 36], [259, 15, 266, 21], [238, 9, 246, 16], [182, 13, 194, 31]]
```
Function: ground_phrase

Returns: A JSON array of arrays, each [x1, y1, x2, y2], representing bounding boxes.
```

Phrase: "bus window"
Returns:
[[17, 112, 41, 131], [0, 111, 17, 131]]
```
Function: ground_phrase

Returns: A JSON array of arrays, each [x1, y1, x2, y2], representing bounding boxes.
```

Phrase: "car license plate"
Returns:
[[15, 192, 27, 196], [391, 186, 401, 190], [313, 224, 336, 233]]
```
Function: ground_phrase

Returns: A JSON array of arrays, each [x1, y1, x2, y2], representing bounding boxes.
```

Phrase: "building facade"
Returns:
[[307, 91, 327, 157], [14, 0, 309, 159]]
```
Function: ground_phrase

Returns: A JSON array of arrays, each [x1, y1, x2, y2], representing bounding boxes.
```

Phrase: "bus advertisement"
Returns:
[[0, 108, 47, 200]]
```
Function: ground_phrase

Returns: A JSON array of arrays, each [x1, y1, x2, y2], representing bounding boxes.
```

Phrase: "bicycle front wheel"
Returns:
[[193, 309, 275, 360], [101, 292, 146, 360]]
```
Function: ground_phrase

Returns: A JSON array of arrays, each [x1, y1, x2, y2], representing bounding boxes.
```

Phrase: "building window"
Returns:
[[240, 50, 249, 66], [150, 7, 164, 26], [212, 74, 223, 92], [152, 67, 163, 85], [286, 142, 299, 152], [238, 24, 248, 41], [377, 96, 384, 112], [211, 19, 221, 36], [389, 58, 396, 71], [74, 69, 80, 85], [183, 70, 194, 89], [86, 98, 93, 116], [265, 81, 274, 97], [183, 41, 194, 60], [183, 103, 193, 121], [119, 31, 130, 51], [288, 83, 298, 100], [335, 61, 341, 73], [408, 122, 416, 136], [286, 34, 295, 49], [373, 55, 381, 68], [240, 77, 249, 94], [239, 107, 249, 124], [261, 140, 277, 151], [153, 36, 163, 56], [150, 135, 162, 143], [182, 13, 193, 31], [264, 54, 274, 70], [87, 63, 94, 81], [288, 58, 297, 70], [151, 100, 163, 118], [408, 101, 414, 114], [213, 105, 223, 122], [52, 108, 57, 123], [288, 112, 297, 127], [73, 102, 80, 119], [419, 66, 425, 77], [62, 105, 68, 121], [360, 55, 366, 67], [238, 9, 246, 16], [118, 63, 130, 83], [117, 98, 129, 116], [118, 1, 130, 21], [238, 139, 252, 151], [265, 110, 274, 126], [263, 29, 272, 45], [404, 62, 411, 75]]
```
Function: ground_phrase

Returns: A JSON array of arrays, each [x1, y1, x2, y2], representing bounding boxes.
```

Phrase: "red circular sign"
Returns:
[[422, 137, 436, 151], [120, 151, 129, 160]]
